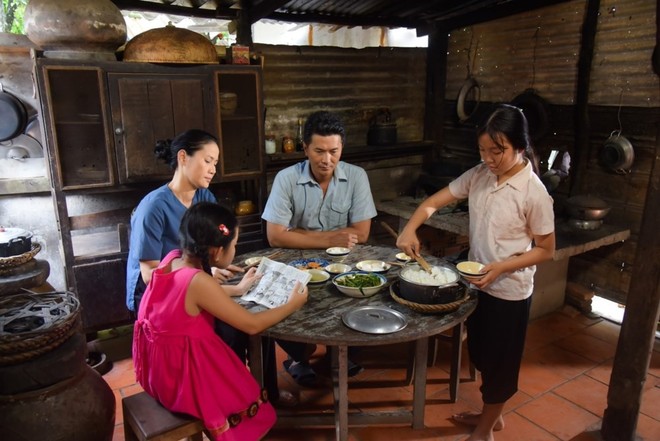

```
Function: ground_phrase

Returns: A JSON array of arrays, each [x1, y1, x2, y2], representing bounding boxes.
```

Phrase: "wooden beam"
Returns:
[[438, 0, 574, 29], [600, 106, 660, 441], [424, 26, 447, 164], [249, 0, 289, 23], [570, 0, 599, 195], [111, 0, 238, 20]]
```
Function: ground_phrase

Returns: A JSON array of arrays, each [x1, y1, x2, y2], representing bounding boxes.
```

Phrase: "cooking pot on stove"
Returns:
[[0, 227, 33, 257], [399, 263, 463, 305], [564, 195, 611, 221]]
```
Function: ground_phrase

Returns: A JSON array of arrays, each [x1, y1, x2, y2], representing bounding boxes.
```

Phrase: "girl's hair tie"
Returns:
[[218, 224, 230, 236]]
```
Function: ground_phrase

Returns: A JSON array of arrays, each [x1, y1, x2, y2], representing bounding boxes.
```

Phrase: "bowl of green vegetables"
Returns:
[[332, 271, 387, 298]]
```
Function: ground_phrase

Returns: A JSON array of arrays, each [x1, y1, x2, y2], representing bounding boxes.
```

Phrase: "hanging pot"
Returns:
[[510, 89, 550, 142], [599, 131, 634, 173], [0, 85, 28, 142], [456, 76, 481, 123], [367, 108, 397, 145]]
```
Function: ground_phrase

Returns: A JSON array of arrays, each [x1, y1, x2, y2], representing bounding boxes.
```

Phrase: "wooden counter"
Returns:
[[376, 196, 631, 261], [376, 196, 631, 319]]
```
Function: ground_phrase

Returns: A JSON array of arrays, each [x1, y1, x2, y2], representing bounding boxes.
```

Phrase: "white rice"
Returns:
[[401, 266, 458, 286]]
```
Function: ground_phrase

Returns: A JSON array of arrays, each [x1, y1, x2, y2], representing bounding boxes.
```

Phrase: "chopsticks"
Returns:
[[243, 250, 286, 269], [380, 221, 433, 273]]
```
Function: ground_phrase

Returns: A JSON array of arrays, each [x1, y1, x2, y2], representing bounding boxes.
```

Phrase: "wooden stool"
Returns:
[[122, 391, 205, 441]]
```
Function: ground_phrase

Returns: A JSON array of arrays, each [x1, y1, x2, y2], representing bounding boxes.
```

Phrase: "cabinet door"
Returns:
[[216, 69, 264, 177], [108, 73, 214, 183], [40, 66, 115, 189]]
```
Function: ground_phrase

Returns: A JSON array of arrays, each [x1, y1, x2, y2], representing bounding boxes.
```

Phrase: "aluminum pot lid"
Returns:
[[342, 306, 407, 334], [566, 195, 609, 209], [0, 227, 33, 243]]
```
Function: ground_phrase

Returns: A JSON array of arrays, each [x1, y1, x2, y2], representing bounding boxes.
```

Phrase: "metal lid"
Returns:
[[0, 227, 32, 243], [342, 306, 407, 334]]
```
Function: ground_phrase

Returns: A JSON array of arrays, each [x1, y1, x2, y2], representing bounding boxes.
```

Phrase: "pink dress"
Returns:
[[133, 250, 276, 440]]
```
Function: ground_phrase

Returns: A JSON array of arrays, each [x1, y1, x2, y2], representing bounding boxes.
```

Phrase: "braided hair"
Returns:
[[478, 104, 540, 176], [154, 129, 219, 171], [179, 202, 238, 275]]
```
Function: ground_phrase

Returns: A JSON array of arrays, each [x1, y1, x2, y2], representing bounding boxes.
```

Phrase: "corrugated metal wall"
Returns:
[[255, 44, 427, 146]]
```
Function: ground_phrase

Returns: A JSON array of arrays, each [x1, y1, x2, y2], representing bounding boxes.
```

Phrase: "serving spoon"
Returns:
[[380, 221, 433, 273]]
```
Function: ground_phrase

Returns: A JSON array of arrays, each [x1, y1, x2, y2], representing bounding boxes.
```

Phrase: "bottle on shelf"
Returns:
[[295, 117, 305, 151]]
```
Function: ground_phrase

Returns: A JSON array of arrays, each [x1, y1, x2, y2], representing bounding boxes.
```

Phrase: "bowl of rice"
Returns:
[[398, 263, 463, 304]]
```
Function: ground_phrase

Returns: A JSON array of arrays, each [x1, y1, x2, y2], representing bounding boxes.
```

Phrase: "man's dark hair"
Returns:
[[303, 111, 346, 147]]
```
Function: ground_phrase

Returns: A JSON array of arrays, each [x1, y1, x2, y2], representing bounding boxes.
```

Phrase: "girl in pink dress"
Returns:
[[133, 202, 308, 440]]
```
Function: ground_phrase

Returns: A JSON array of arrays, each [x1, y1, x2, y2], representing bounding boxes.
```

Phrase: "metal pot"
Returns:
[[599, 132, 634, 173], [565, 195, 611, 221], [399, 263, 462, 305], [0, 84, 28, 142], [367, 108, 397, 146], [0, 227, 33, 257]]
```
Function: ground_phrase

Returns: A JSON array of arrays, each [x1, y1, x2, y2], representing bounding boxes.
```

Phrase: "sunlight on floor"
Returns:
[[591, 295, 625, 324]]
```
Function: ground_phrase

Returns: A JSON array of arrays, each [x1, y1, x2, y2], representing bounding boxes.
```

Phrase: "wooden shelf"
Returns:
[[265, 140, 434, 171]]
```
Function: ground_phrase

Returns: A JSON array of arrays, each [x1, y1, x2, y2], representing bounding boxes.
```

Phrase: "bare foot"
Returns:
[[452, 412, 504, 431]]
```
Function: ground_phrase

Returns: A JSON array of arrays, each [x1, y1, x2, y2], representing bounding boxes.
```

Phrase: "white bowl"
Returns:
[[332, 271, 387, 298], [307, 269, 330, 284], [325, 263, 352, 275], [456, 261, 486, 276], [326, 247, 351, 256], [395, 252, 412, 262], [355, 260, 391, 273]]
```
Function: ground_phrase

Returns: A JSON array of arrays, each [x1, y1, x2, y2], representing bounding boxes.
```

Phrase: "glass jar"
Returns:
[[282, 136, 295, 153], [265, 135, 276, 154], [235, 200, 256, 216]]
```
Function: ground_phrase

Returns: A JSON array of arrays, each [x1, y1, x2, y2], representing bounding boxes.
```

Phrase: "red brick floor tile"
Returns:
[[554, 334, 617, 364], [581, 320, 621, 346], [640, 384, 660, 421], [585, 359, 613, 385], [516, 393, 601, 440], [496, 412, 559, 441], [525, 344, 598, 380], [648, 349, 660, 379], [554, 375, 610, 417], [636, 411, 660, 441], [518, 358, 569, 397]]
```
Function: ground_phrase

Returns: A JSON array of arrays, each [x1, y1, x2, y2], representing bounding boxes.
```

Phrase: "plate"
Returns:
[[395, 252, 412, 262], [342, 306, 407, 334], [325, 263, 352, 274], [288, 257, 330, 270], [307, 269, 330, 284], [356, 260, 391, 273], [326, 247, 350, 256]]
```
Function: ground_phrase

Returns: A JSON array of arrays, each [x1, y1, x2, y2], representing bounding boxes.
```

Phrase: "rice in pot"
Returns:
[[401, 266, 458, 286]]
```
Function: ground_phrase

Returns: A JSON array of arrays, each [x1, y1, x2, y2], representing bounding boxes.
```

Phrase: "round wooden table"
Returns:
[[236, 244, 477, 441]]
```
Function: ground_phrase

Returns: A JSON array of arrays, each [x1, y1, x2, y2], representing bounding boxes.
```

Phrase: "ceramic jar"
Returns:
[[235, 200, 256, 216]]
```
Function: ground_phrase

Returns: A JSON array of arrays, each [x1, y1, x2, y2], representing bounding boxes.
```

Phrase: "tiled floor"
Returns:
[[103, 307, 660, 441]]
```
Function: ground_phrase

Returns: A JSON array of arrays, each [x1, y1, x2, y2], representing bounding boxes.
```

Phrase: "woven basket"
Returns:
[[389, 281, 470, 314], [0, 291, 81, 365], [0, 243, 41, 271]]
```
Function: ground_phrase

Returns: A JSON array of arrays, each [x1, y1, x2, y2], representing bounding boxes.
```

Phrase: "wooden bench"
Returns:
[[122, 391, 205, 441]]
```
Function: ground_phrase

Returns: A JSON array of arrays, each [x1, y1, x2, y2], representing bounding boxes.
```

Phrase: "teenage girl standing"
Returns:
[[397, 105, 555, 441]]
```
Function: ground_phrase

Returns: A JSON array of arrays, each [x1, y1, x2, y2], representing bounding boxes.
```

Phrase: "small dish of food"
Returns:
[[332, 271, 387, 298], [355, 260, 391, 273], [325, 263, 352, 275], [395, 252, 412, 262], [288, 258, 330, 270], [244, 256, 262, 267], [326, 247, 351, 256], [307, 269, 331, 284]]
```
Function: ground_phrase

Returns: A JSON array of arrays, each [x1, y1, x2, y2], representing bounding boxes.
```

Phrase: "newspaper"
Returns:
[[241, 257, 311, 309]]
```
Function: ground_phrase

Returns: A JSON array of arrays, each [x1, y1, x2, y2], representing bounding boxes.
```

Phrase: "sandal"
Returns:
[[272, 390, 298, 408], [283, 359, 318, 388], [451, 412, 504, 431]]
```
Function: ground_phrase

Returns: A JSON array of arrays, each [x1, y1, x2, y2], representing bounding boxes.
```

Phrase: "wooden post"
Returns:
[[424, 26, 448, 164], [600, 119, 660, 440]]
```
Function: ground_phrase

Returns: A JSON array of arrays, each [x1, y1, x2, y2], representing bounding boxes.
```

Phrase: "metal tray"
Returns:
[[341, 306, 407, 334]]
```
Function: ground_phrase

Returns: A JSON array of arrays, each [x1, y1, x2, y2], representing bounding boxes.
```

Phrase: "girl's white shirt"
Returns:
[[449, 161, 555, 300]]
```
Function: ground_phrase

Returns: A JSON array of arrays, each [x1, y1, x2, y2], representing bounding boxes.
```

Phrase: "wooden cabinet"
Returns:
[[35, 58, 267, 331], [108, 72, 215, 183], [40, 66, 115, 189]]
